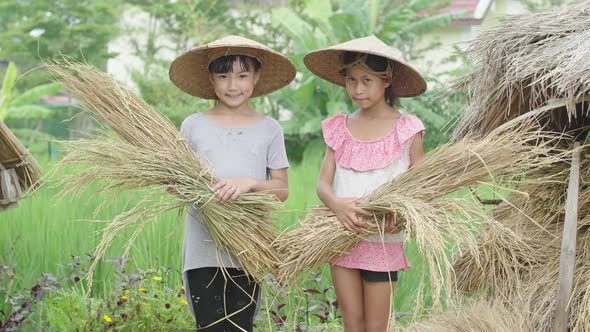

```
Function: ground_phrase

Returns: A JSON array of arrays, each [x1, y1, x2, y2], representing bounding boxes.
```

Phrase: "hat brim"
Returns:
[[170, 37, 296, 99], [304, 43, 427, 97]]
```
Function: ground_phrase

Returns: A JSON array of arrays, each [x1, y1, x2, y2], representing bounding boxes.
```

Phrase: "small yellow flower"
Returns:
[[138, 287, 147, 292], [152, 276, 162, 281], [179, 299, 187, 305], [103, 314, 112, 323], [120, 295, 129, 301]]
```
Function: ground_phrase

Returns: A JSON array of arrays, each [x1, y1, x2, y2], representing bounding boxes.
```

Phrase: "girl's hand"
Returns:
[[383, 214, 402, 234], [212, 178, 257, 202], [329, 197, 372, 233]]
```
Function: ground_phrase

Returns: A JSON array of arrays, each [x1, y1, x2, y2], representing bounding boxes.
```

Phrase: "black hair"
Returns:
[[341, 51, 389, 73], [208, 55, 261, 74], [340, 51, 398, 106]]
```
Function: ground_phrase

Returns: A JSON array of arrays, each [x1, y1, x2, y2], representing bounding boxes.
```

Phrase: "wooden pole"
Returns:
[[553, 142, 581, 332]]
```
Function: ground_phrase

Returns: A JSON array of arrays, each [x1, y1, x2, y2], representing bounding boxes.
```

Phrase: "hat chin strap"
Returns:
[[339, 53, 394, 82]]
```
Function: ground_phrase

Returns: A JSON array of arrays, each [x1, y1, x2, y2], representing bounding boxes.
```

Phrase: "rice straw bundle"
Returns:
[[436, 2, 590, 329], [452, 168, 566, 299], [404, 298, 534, 332], [47, 61, 281, 287], [451, 2, 590, 140], [276, 112, 569, 310], [452, 146, 590, 331]]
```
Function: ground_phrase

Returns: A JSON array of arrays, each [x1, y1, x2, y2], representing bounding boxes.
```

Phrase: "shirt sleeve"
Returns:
[[397, 114, 425, 145], [180, 117, 191, 141], [267, 126, 290, 170], [321, 114, 346, 152]]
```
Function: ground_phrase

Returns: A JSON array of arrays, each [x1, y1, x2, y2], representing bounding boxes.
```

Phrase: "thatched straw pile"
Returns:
[[47, 61, 281, 287], [276, 113, 569, 310], [452, 1, 590, 141], [440, 2, 590, 330], [404, 298, 534, 332], [452, 145, 590, 331], [0, 120, 43, 210]]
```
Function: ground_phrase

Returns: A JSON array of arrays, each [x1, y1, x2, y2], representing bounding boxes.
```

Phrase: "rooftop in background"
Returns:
[[440, 0, 494, 26], [40, 93, 78, 106]]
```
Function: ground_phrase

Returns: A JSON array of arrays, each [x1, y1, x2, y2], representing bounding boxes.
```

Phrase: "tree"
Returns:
[[124, 0, 233, 76], [0, 0, 122, 89]]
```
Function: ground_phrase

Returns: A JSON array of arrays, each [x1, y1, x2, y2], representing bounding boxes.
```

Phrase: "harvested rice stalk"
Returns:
[[47, 61, 281, 288], [453, 146, 590, 298], [276, 114, 569, 310], [517, 232, 590, 332], [451, 219, 545, 300], [452, 147, 590, 331], [403, 297, 534, 332]]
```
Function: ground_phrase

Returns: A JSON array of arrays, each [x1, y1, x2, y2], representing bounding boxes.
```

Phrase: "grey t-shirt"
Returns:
[[180, 112, 289, 272]]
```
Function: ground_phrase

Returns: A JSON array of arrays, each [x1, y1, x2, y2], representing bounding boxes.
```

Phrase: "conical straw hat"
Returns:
[[169, 35, 296, 99], [304, 36, 426, 97]]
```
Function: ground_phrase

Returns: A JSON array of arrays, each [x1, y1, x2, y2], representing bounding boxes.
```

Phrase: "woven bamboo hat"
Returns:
[[304, 36, 427, 97], [169, 35, 296, 99]]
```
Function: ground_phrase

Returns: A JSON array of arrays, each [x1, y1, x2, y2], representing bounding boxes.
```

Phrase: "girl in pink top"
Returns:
[[304, 36, 427, 331]]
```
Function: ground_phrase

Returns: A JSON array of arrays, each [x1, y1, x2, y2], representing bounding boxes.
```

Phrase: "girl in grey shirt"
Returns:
[[169, 35, 295, 331]]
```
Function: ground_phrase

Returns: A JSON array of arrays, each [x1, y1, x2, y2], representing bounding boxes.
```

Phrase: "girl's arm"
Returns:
[[408, 133, 424, 167], [255, 168, 289, 202], [317, 147, 371, 233], [212, 168, 289, 202]]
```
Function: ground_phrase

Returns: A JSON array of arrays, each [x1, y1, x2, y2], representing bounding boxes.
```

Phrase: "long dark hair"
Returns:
[[340, 51, 399, 106]]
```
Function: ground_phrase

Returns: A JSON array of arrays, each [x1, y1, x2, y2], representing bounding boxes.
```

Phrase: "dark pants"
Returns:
[[360, 269, 398, 282], [186, 267, 259, 332]]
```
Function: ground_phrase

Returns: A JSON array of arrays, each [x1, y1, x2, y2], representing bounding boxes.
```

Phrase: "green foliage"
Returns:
[[10, 83, 62, 107], [0, 0, 122, 73], [5, 105, 53, 120], [32, 274, 194, 331], [5, 83, 63, 121], [124, 0, 233, 76], [0, 61, 17, 121], [0, 61, 63, 123], [131, 69, 209, 127], [522, 0, 576, 12]]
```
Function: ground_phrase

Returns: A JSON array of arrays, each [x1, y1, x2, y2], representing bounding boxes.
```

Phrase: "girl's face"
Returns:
[[209, 59, 260, 109], [344, 67, 390, 109]]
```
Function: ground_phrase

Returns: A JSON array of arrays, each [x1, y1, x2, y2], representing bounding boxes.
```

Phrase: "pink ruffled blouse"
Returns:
[[322, 113, 425, 272]]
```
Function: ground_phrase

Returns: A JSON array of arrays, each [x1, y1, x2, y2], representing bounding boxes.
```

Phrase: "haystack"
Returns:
[[0, 119, 43, 211], [442, 2, 590, 331], [452, 1, 590, 141], [404, 298, 534, 332], [452, 149, 590, 331]]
